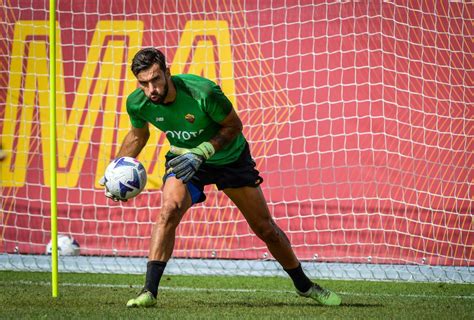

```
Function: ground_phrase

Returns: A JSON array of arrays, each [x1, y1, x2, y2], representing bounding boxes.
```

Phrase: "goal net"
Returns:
[[1, 0, 472, 282]]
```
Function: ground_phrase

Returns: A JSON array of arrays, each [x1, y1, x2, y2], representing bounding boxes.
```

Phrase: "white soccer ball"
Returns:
[[46, 234, 80, 256], [104, 156, 147, 200]]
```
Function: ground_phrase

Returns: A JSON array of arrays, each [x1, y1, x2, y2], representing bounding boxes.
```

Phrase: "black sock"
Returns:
[[144, 260, 167, 298], [284, 263, 313, 293]]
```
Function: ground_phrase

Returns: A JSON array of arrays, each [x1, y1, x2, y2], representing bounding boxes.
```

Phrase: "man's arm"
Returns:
[[116, 124, 150, 158], [209, 108, 243, 152]]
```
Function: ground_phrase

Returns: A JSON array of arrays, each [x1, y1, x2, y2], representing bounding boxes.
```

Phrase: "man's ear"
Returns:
[[165, 68, 171, 79]]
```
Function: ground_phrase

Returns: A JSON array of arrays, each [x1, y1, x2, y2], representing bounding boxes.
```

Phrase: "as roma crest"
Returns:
[[185, 114, 195, 123]]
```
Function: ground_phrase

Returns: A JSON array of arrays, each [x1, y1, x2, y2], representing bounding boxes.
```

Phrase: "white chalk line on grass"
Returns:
[[4, 280, 473, 300]]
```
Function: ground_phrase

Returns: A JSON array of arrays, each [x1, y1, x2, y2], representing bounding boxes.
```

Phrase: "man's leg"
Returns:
[[148, 177, 193, 261], [223, 186, 341, 306], [127, 177, 193, 308], [223, 186, 299, 269]]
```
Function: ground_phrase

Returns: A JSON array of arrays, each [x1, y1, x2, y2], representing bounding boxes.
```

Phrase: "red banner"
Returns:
[[0, 1, 472, 266]]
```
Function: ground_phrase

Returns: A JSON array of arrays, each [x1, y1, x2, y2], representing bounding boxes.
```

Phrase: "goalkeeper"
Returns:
[[103, 47, 341, 308]]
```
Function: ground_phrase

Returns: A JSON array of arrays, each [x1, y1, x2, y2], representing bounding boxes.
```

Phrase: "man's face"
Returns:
[[137, 63, 169, 104]]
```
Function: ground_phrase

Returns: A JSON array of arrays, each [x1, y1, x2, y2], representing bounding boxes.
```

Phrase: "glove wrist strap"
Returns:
[[196, 142, 215, 160]]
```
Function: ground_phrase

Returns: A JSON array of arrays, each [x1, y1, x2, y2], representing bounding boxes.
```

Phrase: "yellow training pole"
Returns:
[[49, 0, 58, 298]]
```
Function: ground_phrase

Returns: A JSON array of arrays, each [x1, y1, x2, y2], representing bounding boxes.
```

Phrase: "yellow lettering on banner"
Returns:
[[1, 19, 235, 189], [172, 20, 237, 108], [1, 20, 144, 187], [1, 21, 50, 187]]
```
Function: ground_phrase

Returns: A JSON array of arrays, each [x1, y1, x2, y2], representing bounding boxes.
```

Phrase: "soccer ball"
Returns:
[[46, 234, 80, 256], [104, 156, 147, 200]]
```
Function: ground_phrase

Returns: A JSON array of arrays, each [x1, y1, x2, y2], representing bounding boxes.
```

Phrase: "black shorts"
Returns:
[[164, 142, 263, 204]]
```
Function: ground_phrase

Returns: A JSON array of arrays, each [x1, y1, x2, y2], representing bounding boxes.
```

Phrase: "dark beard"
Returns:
[[149, 81, 169, 105]]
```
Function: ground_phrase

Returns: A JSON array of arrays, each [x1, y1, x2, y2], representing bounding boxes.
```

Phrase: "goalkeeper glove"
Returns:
[[168, 142, 215, 183], [98, 176, 127, 202]]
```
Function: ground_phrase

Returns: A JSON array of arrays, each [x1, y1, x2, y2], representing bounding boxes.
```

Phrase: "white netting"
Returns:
[[0, 0, 472, 282]]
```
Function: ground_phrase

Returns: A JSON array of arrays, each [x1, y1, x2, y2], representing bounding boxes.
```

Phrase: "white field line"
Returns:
[[4, 280, 474, 300]]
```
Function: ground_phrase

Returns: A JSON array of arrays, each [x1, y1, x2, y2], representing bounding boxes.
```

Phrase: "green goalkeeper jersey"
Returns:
[[126, 74, 246, 165]]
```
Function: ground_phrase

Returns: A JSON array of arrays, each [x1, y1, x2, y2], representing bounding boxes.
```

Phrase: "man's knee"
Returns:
[[158, 201, 187, 228], [253, 220, 284, 244]]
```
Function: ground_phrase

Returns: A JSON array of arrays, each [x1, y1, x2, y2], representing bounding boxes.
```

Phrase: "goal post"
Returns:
[[0, 0, 472, 283]]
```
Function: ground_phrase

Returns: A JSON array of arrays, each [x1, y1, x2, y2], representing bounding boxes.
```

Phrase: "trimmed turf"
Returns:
[[0, 271, 472, 319]]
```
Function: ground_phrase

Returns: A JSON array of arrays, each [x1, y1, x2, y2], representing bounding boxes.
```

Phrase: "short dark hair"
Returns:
[[131, 47, 167, 76]]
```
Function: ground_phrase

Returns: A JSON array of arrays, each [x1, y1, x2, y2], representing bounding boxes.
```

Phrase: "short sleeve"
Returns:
[[126, 93, 147, 128], [203, 84, 233, 123]]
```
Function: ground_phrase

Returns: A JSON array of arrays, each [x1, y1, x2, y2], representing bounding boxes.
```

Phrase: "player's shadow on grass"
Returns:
[[340, 302, 383, 308], [198, 300, 382, 308]]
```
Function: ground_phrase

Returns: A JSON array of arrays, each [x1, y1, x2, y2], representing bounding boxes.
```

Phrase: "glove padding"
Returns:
[[168, 142, 215, 183], [98, 176, 127, 202]]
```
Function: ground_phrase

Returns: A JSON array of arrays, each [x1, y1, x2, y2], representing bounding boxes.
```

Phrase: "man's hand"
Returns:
[[98, 176, 127, 202], [168, 142, 215, 183]]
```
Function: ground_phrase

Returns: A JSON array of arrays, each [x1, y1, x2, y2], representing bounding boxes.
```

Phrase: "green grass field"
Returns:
[[0, 271, 472, 319]]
